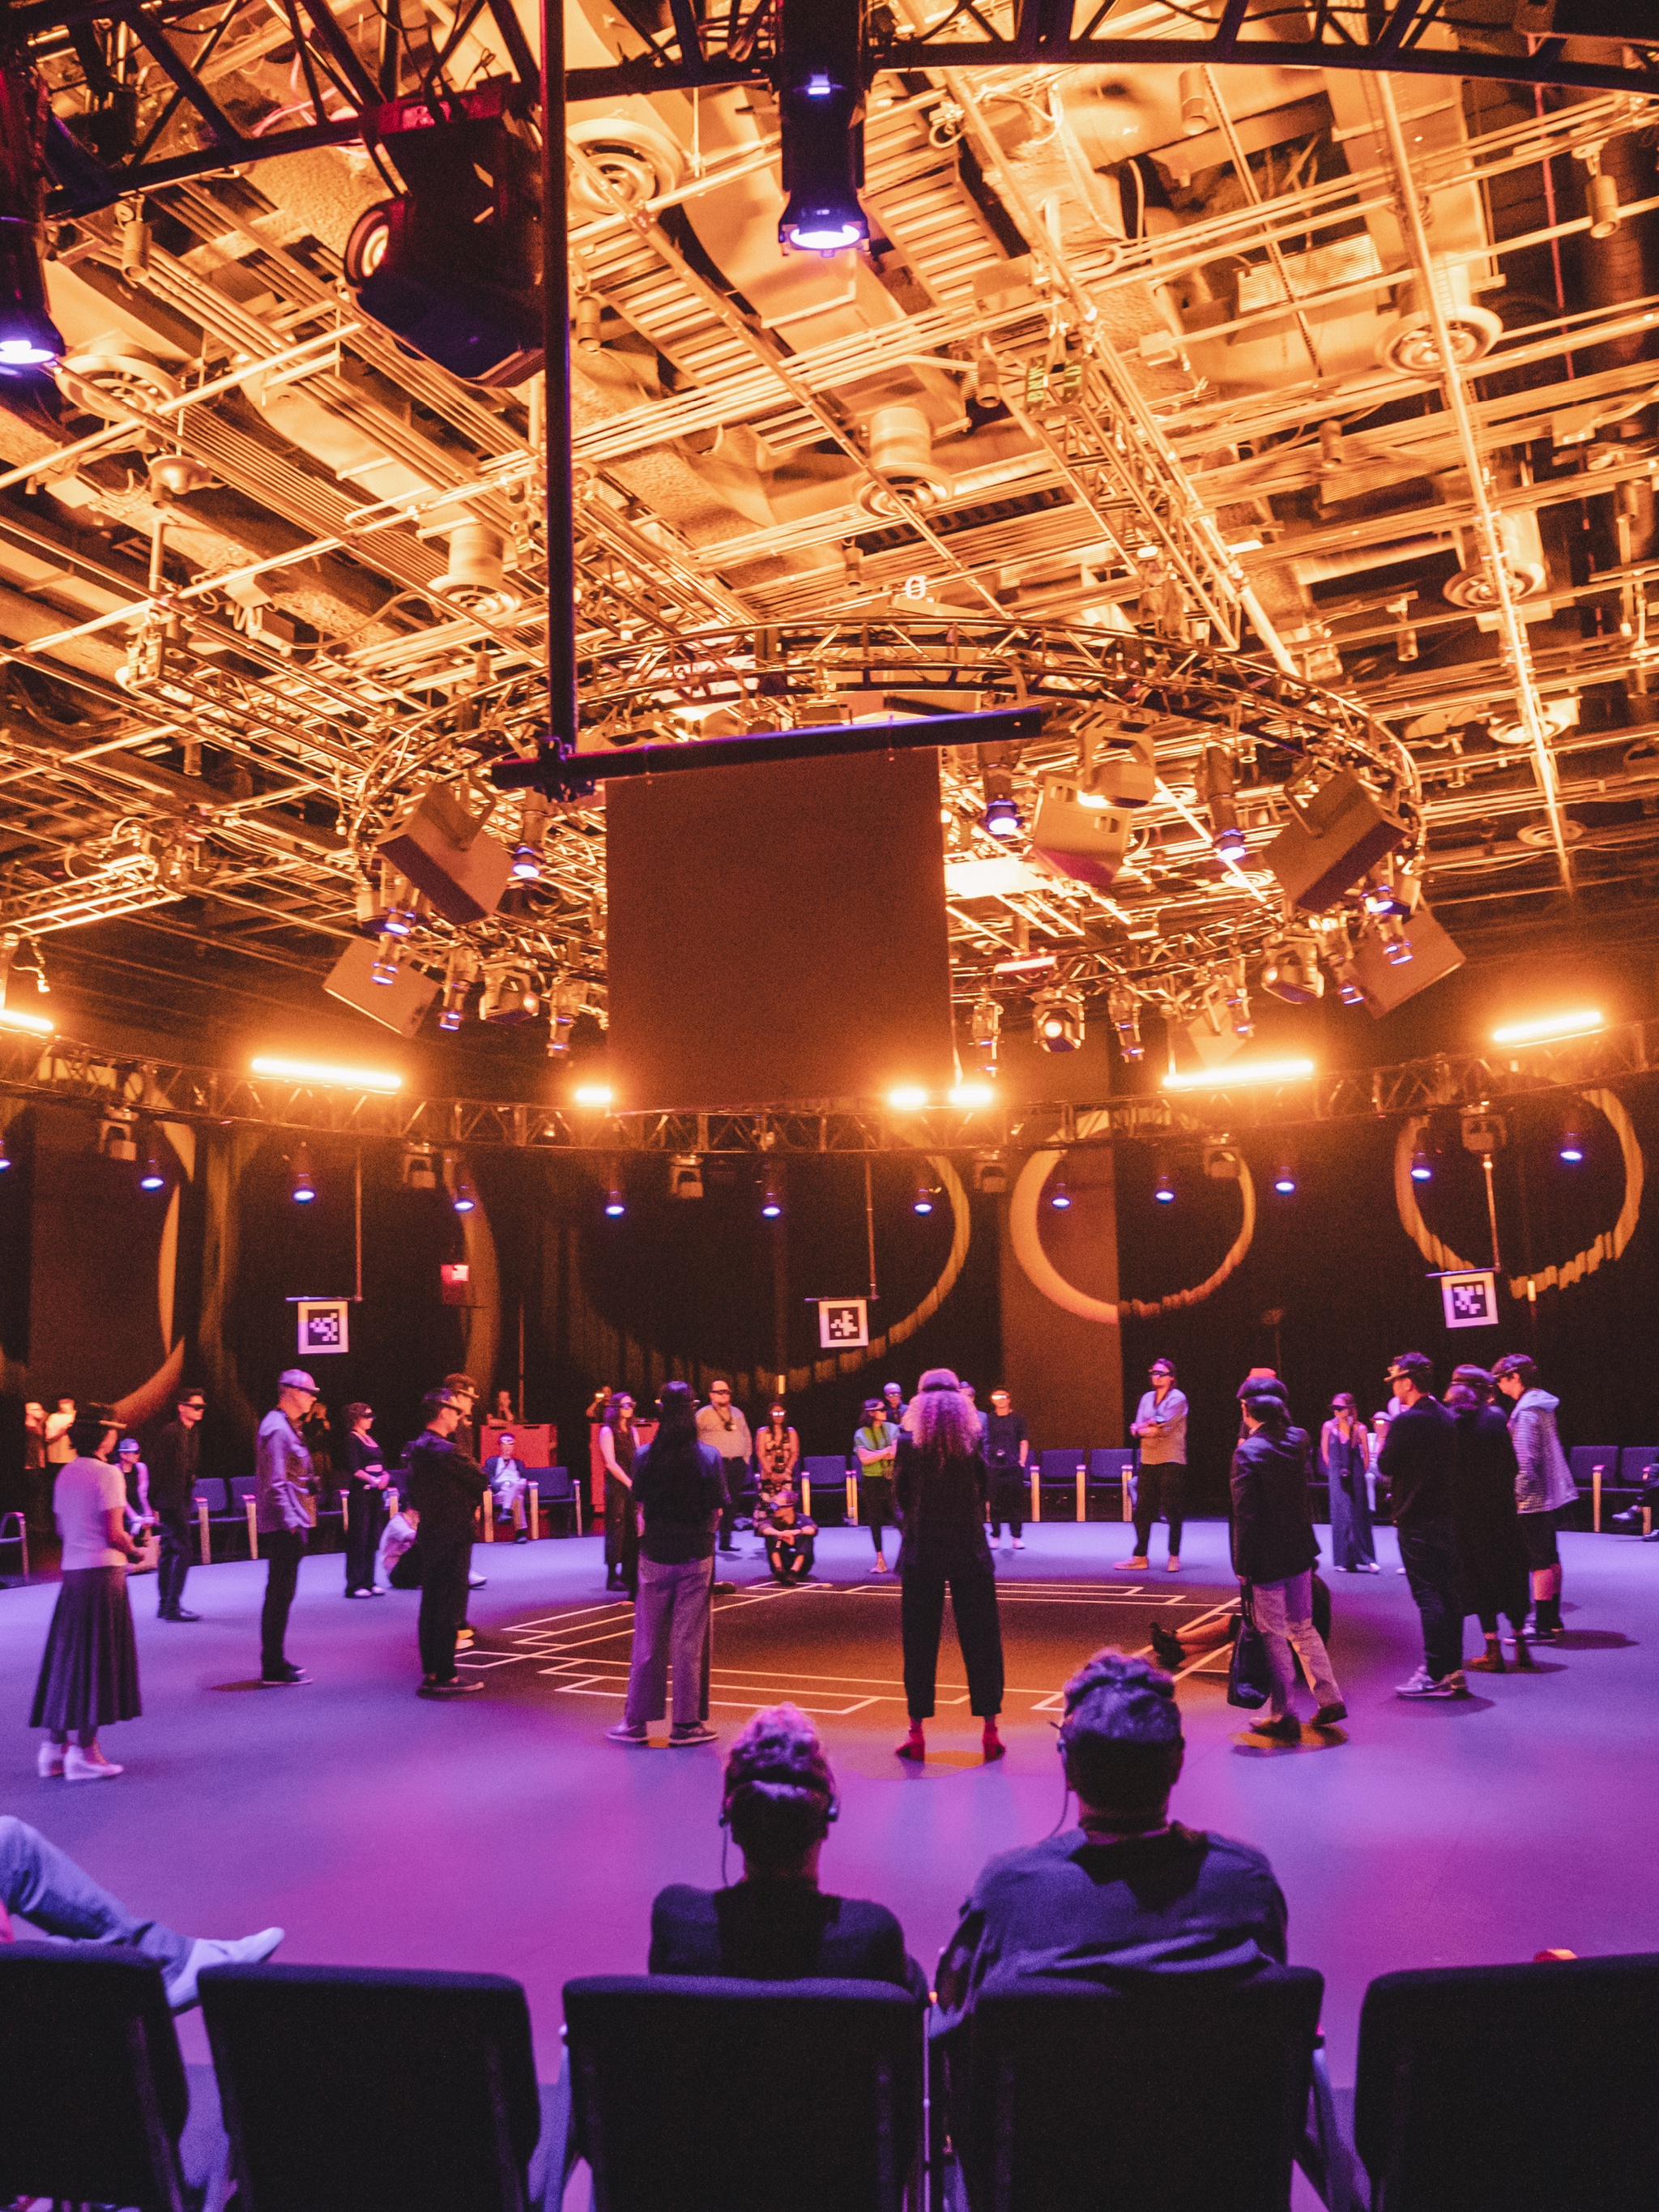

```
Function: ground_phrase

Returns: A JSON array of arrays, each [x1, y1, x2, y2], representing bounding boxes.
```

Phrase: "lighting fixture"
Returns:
[[992, 952, 1056, 975], [451, 1167, 478, 1215], [479, 963, 539, 1025], [1154, 1168, 1177, 1204], [973, 1152, 1008, 1195], [1048, 1167, 1072, 1211], [1223, 959, 1253, 1038], [400, 1147, 438, 1191], [510, 843, 541, 882], [546, 978, 585, 1057], [603, 1172, 626, 1218], [438, 993, 465, 1032], [1272, 1161, 1298, 1196], [574, 1082, 614, 1110], [1376, 916, 1414, 966], [1491, 1009, 1606, 1047], [0, 1134, 10, 1170], [889, 1084, 928, 1112], [1410, 1147, 1434, 1182], [370, 941, 401, 987], [1363, 865, 1414, 920], [669, 1154, 704, 1201], [912, 1179, 937, 1216], [1162, 1057, 1316, 1092], [776, 0, 870, 254], [1260, 935, 1325, 1006], [100, 1117, 138, 1164], [1108, 985, 1143, 1061], [949, 1079, 995, 1108], [380, 906, 417, 938], [1558, 1122, 1585, 1165], [0, 60, 66, 372], [983, 790, 1021, 840], [0, 1006, 53, 1036], [290, 1145, 317, 1205], [1196, 744, 1245, 857], [968, 993, 1000, 1070], [252, 1056, 403, 1094], [760, 1172, 784, 1219], [1033, 986, 1084, 1053], [139, 1155, 167, 1192]]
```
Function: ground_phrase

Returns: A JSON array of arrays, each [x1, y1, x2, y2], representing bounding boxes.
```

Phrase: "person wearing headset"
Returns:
[[935, 1649, 1288, 2039], [646, 1702, 926, 1993]]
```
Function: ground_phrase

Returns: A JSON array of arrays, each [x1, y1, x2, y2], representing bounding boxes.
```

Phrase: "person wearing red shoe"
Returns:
[[893, 1370, 1005, 1764]]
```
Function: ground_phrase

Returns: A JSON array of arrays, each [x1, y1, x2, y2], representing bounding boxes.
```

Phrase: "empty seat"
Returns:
[[1568, 1444, 1622, 1528], [1038, 1448, 1085, 1522], [1087, 1449, 1134, 1522], [942, 1963, 1323, 2212], [201, 1960, 555, 2212], [533, 1465, 580, 1535], [561, 1974, 924, 2212], [801, 1454, 849, 1526], [0, 1939, 225, 2212], [1325, 1953, 1659, 2212]]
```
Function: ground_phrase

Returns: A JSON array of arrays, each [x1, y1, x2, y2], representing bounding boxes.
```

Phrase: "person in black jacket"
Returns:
[[406, 1390, 486, 1698], [340, 1402, 390, 1598], [1447, 1365, 1534, 1673], [1230, 1386, 1345, 1741], [1378, 1352, 1468, 1698], [609, 1381, 727, 1747], [148, 1387, 206, 1621], [893, 1369, 1005, 1765], [649, 1702, 924, 1992]]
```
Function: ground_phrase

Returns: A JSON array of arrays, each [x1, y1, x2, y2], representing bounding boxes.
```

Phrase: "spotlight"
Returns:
[[888, 1084, 928, 1112], [1108, 985, 1144, 1062], [1491, 1008, 1606, 1047], [100, 1117, 138, 1164], [1376, 916, 1414, 967], [1260, 934, 1325, 1006], [603, 1171, 627, 1218], [1363, 863, 1416, 920], [0, 1005, 53, 1036], [912, 1179, 937, 1216], [969, 993, 1000, 1070], [1558, 1123, 1585, 1165], [401, 1147, 438, 1191], [546, 978, 585, 1057], [1033, 987, 1084, 1053], [760, 1172, 784, 1219], [290, 1145, 317, 1205], [139, 1155, 167, 1193], [0, 1134, 10, 1170], [777, 0, 869, 255], [1223, 958, 1253, 1038], [510, 843, 541, 882], [342, 93, 543, 385], [381, 906, 417, 939], [1272, 1161, 1298, 1196], [480, 962, 539, 1024], [370, 938, 402, 987], [252, 1057, 403, 1094], [973, 1152, 1008, 1195], [1048, 1167, 1072, 1211], [1154, 1168, 1176, 1205], [1163, 1057, 1316, 1093], [669, 1154, 704, 1201], [451, 1167, 478, 1215], [438, 994, 465, 1032], [1196, 745, 1244, 857], [574, 1083, 615, 1110], [1410, 1147, 1434, 1182], [0, 64, 66, 371], [983, 792, 1021, 839], [949, 1079, 995, 1108]]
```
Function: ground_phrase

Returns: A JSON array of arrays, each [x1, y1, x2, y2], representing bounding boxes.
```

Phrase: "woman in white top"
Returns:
[[30, 1409, 143, 1779]]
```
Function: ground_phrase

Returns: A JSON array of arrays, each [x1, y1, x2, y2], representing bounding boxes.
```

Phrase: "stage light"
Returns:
[[670, 1154, 704, 1201], [1273, 1161, 1298, 1196], [451, 1168, 478, 1215], [1196, 744, 1244, 856], [139, 1154, 166, 1192], [290, 1145, 317, 1205], [0, 1134, 10, 1170], [437, 993, 465, 1032], [1260, 934, 1325, 1006], [1048, 1167, 1072, 1211], [546, 978, 585, 1057], [603, 1171, 627, 1218], [252, 1056, 403, 1093], [1558, 1123, 1585, 1165], [973, 1152, 1008, 1195], [912, 1179, 937, 1216], [992, 952, 1056, 975], [1410, 1147, 1434, 1182], [983, 792, 1021, 839], [969, 993, 1000, 1071], [480, 963, 540, 1025], [1034, 987, 1084, 1053], [1224, 959, 1253, 1038], [777, 0, 869, 255], [574, 1083, 614, 1110], [510, 843, 540, 882], [760, 1172, 784, 1219], [1162, 1057, 1315, 1092], [0, 60, 66, 372], [400, 1147, 438, 1191], [380, 906, 417, 939], [888, 1084, 928, 1112], [1491, 1008, 1606, 1046], [1376, 916, 1414, 966], [100, 1117, 138, 1164], [370, 941, 401, 986], [1108, 985, 1144, 1061], [0, 1005, 53, 1036], [949, 1079, 994, 1108], [1154, 1168, 1177, 1204]]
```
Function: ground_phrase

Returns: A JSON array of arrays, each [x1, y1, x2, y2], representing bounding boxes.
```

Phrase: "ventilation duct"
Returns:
[[859, 405, 953, 515]]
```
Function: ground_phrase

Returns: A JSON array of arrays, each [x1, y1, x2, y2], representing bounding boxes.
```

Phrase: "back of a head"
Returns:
[[1239, 1385, 1290, 1441], [723, 1702, 837, 1872], [1447, 1364, 1493, 1412], [69, 1410, 115, 1456], [1059, 1650, 1184, 1820], [655, 1381, 697, 1444], [912, 1369, 979, 1457]]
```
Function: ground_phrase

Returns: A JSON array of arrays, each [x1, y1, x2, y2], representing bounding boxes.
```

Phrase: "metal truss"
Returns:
[[3, 1017, 1649, 1155]]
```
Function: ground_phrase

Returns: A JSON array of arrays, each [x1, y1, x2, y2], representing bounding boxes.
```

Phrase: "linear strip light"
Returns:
[[1162, 1057, 1316, 1093], [252, 1055, 403, 1093], [0, 1007, 55, 1036], [1491, 1010, 1606, 1047]]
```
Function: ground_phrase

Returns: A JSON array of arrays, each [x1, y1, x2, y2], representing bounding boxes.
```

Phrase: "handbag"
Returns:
[[1226, 1585, 1273, 1709]]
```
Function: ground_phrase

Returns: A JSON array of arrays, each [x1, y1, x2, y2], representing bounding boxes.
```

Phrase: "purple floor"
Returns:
[[4, 1520, 1656, 2103]]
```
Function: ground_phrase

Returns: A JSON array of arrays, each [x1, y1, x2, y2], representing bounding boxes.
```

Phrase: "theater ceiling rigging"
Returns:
[[0, 0, 1656, 1068]]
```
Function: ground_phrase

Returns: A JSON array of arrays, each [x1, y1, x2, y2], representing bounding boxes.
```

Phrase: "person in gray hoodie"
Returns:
[[1491, 1353, 1578, 1642]]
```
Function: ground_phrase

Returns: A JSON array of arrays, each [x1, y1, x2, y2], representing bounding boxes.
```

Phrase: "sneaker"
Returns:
[[260, 1666, 309, 1686], [668, 1723, 718, 1746], [346, 1588, 374, 1599], [607, 1721, 648, 1745], [1396, 1668, 1459, 1698], [468, 1572, 487, 1589], [162, 1607, 203, 1621], [165, 1927, 284, 2012], [418, 1676, 484, 1697], [1312, 1702, 1348, 1727], [1118, 1556, 1150, 1571], [514, 1531, 529, 1544], [65, 1744, 124, 1779], [1012, 1537, 1025, 1549], [1249, 1713, 1301, 1744], [1166, 1557, 1181, 1573], [36, 1741, 64, 1779]]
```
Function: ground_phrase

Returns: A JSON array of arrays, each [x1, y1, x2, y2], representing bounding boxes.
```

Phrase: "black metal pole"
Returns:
[[539, 0, 579, 750]]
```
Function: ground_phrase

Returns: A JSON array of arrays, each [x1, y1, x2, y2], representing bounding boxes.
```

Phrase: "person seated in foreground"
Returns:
[[935, 1650, 1286, 2035], [0, 1813, 282, 2011], [649, 1703, 925, 1995]]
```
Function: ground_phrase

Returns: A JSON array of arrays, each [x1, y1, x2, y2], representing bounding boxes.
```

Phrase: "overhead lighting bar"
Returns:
[[573, 1083, 615, 1109], [1162, 1057, 1316, 1092], [0, 1006, 53, 1036], [949, 1080, 995, 1108], [888, 1084, 928, 1112], [992, 954, 1056, 976], [1491, 1010, 1606, 1046], [252, 1055, 403, 1093]]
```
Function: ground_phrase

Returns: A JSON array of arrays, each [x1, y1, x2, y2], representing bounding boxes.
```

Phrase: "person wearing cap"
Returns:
[[854, 1397, 900, 1570], [442, 1373, 488, 1596], [341, 1402, 390, 1598], [893, 1368, 1005, 1764], [407, 1389, 488, 1697], [1124, 1357, 1188, 1573], [255, 1372, 318, 1685], [648, 1703, 924, 1989], [983, 1388, 1029, 1556], [149, 1386, 207, 1621], [115, 1437, 158, 1569], [696, 1379, 753, 1556], [608, 1380, 726, 1746]]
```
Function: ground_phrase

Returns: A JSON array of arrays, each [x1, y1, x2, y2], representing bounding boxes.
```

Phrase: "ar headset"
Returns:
[[719, 1744, 839, 1881], [1049, 1653, 1183, 1833]]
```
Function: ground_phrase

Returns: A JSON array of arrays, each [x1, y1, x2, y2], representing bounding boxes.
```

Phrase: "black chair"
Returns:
[[0, 1505, 28, 1582], [201, 1961, 557, 2212], [940, 1964, 1323, 2212], [531, 1464, 580, 1535], [0, 1939, 226, 2212], [194, 1475, 245, 1562], [561, 1974, 926, 2211], [802, 1453, 850, 1527], [229, 1473, 260, 1555], [1320, 1953, 1659, 2211]]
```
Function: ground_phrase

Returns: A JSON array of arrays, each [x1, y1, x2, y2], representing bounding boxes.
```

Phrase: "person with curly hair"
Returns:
[[893, 1369, 1004, 1765], [647, 1703, 923, 1990]]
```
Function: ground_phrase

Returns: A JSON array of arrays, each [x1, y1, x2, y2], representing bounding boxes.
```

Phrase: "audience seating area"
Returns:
[[5, 1932, 1654, 2210]]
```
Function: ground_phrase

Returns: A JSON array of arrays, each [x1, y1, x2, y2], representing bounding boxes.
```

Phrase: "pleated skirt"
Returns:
[[29, 1565, 142, 1732]]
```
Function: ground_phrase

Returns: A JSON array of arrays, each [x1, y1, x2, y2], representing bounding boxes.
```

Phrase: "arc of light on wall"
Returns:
[[1009, 1111, 1257, 1323], [1392, 1091, 1644, 1298]]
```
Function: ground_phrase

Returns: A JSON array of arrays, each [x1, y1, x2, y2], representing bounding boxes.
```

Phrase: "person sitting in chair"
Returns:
[[485, 1432, 531, 1543], [648, 1704, 924, 1992], [936, 1649, 1286, 2035]]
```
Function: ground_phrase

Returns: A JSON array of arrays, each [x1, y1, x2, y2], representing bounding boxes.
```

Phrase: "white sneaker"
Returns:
[[64, 1744, 123, 1780], [165, 1927, 284, 2011], [1013, 1537, 1026, 1549], [36, 1741, 64, 1779]]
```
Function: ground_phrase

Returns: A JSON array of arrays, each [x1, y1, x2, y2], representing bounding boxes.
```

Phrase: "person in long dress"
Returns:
[[1447, 1364, 1534, 1672], [893, 1370, 1005, 1765], [1320, 1393, 1379, 1572], [599, 1391, 638, 1596], [30, 1409, 143, 1779]]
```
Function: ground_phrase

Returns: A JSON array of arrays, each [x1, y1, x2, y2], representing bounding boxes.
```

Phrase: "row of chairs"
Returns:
[[1567, 1442, 1657, 1530], [2, 1942, 1653, 2210], [794, 1451, 1139, 1528], [181, 1469, 584, 1563]]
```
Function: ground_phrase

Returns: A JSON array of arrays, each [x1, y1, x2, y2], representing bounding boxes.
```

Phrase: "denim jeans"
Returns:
[[623, 1555, 713, 1728], [1251, 1571, 1341, 1717], [0, 1815, 189, 1973], [1398, 1519, 1466, 1681]]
